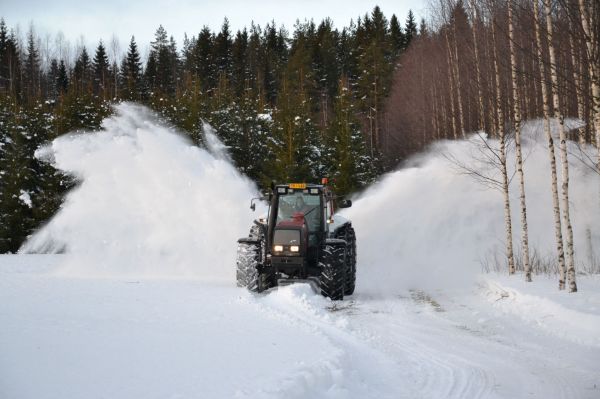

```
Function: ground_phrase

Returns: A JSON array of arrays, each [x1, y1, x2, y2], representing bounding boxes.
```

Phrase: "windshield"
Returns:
[[276, 190, 321, 232]]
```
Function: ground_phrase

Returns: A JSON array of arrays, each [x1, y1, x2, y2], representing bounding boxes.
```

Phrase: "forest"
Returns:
[[1, 0, 599, 293], [0, 6, 422, 252]]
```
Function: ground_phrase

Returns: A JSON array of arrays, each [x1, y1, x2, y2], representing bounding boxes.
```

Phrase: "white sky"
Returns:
[[2, 0, 427, 59]]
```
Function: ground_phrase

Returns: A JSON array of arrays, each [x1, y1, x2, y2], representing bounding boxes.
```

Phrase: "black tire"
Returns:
[[236, 241, 275, 292], [344, 227, 357, 295], [236, 241, 260, 290], [319, 241, 346, 300], [236, 223, 273, 292], [335, 225, 357, 295]]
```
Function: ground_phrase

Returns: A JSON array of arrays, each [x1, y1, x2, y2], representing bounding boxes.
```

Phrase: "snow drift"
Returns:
[[21, 103, 260, 280], [344, 120, 600, 294]]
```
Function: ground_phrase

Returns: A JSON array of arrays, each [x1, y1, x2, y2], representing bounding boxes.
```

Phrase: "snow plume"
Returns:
[[21, 103, 259, 280], [345, 120, 600, 294]]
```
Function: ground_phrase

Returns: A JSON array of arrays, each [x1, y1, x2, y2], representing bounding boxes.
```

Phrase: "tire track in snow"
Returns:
[[245, 285, 496, 398]]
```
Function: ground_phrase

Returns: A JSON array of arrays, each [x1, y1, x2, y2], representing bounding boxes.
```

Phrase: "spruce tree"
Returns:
[[404, 10, 418, 49], [47, 58, 59, 100], [314, 18, 340, 101], [193, 26, 215, 91], [419, 18, 428, 37], [355, 6, 392, 159], [92, 41, 110, 97], [326, 77, 376, 195], [121, 36, 142, 100], [337, 26, 357, 82], [389, 14, 405, 56], [23, 26, 40, 103], [231, 28, 249, 97], [214, 18, 233, 77], [73, 47, 91, 94], [0, 19, 9, 93], [148, 25, 177, 96], [269, 41, 322, 182], [4, 31, 22, 98], [56, 60, 68, 95]]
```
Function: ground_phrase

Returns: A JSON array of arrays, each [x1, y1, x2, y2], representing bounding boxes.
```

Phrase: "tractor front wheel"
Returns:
[[236, 240, 273, 292]]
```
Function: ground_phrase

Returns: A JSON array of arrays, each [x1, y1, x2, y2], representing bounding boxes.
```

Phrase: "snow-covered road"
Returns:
[[2, 255, 598, 399]]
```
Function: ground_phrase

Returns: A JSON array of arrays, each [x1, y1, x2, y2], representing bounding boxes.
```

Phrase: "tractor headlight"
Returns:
[[290, 245, 299, 252], [274, 245, 283, 252]]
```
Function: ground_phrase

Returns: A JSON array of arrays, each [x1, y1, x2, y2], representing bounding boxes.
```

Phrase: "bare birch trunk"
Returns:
[[452, 22, 466, 138], [470, 0, 485, 132], [445, 30, 458, 139], [568, 17, 586, 145], [534, 0, 566, 287], [544, 0, 577, 292], [492, 18, 516, 275], [508, 0, 531, 281], [578, 0, 600, 170]]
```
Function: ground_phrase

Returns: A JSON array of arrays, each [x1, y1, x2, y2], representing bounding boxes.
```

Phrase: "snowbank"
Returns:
[[482, 275, 600, 348]]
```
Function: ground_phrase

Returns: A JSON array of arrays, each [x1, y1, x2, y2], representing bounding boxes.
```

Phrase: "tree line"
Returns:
[[0, 7, 421, 253]]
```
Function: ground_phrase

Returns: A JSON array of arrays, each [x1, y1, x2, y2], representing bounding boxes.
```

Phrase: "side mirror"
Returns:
[[250, 199, 256, 212], [339, 199, 352, 208]]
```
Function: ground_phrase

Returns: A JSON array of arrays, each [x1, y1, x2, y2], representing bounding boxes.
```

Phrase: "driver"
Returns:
[[294, 195, 307, 212]]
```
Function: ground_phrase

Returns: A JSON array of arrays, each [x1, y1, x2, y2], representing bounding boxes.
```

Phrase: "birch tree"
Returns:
[[508, 0, 531, 281], [533, 0, 566, 289], [543, 0, 577, 292], [492, 15, 516, 275], [469, 0, 486, 133]]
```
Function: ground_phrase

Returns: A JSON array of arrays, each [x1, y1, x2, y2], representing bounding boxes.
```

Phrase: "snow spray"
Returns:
[[343, 120, 600, 294], [21, 103, 260, 280]]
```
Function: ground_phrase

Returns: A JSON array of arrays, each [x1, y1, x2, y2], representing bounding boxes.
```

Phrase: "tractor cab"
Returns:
[[268, 183, 329, 277]]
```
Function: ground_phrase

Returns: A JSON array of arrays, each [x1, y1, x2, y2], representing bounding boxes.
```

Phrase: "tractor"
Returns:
[[236, 181, 356, 300]]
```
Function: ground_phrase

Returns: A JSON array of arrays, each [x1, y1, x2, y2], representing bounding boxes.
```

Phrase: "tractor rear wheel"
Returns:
[[334, 225, 357, 295], [319, 240, 346, 300], [343, 227, 356, 295]]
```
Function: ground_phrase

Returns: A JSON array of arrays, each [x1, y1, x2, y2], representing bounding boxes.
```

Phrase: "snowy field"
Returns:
[[2, 104, 600, 398], [1, 255, 599, 398]]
